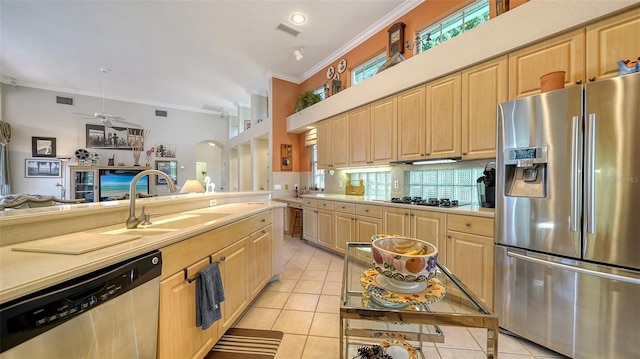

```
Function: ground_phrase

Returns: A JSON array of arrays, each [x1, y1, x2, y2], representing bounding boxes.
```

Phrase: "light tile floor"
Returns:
[[233, 234, 568, 359]]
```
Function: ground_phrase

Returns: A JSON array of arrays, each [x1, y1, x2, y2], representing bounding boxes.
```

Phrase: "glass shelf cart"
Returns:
[[341, 242, 499, 358]]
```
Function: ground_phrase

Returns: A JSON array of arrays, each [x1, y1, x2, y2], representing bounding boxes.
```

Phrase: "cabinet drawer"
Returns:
[[447, 214, 494, 237], [302, 198, 317, 207], [334, 202, 356, 214], [356, 204, 382, 218], [317, 200, 335, 210]]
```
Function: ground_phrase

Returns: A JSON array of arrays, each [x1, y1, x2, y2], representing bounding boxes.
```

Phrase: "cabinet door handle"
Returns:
[[341, 206, 346, 209], [261, 230, 266, 234], [404, 212, 409, 216], [589, 77, 596, 82], [322, 203, 326, 206], [447, 235, 452, 239], [462, 152, 467, 155], [410, 214, 414, 217], [365, 209, 369, 213], [575, 80, 583, 85], [465, 222, 471, 227], [261, 218, 266, 222]]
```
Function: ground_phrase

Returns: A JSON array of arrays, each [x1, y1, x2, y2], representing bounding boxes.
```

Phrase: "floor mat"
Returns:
[[205, 328, 284, 359]]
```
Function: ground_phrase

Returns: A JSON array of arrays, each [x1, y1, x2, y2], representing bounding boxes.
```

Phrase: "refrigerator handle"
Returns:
[[586, 114, 596, 234], [570, 115, 580, 233], [506, 250, 640, 285]]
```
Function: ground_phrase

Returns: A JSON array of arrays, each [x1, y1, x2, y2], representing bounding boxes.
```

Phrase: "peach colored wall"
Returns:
[[299, 0, 470, 94], [271, 78, 302, 172], [272, 0, 528, 174]]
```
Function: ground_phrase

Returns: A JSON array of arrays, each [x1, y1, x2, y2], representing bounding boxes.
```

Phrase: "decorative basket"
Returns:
[[346, 179, 365, 195]]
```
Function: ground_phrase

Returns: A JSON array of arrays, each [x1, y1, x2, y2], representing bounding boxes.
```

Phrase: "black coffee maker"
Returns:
[[477, 162, 496, 208]]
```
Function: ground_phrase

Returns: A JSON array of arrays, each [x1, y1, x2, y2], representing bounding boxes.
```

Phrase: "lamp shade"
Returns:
[[180, 179, 205, 194]]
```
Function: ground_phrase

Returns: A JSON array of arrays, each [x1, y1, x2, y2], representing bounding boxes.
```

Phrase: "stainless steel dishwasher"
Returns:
[[0, 250, 162, 358]]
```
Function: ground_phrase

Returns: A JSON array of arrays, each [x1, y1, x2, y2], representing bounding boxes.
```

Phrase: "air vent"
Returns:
[[276, 22, 301, 37], [56, 96, 74, 106], [155, 110, 168, 117]]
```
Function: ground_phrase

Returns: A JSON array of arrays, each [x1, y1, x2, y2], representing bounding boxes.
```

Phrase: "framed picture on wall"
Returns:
[[25, 158, 61, 178], [281, 144, 292, 171], [155, 160, 178, 185], [155, 143, 176, 158], [31, 137, 56, 157]]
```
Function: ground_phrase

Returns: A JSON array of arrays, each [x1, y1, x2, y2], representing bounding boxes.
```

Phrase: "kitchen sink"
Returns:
[[147, 212, 232, 229], [101, 212, 232, 236]]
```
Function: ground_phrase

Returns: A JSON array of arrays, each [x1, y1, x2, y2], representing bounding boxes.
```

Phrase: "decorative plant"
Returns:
[[294, 90, 322, 112]]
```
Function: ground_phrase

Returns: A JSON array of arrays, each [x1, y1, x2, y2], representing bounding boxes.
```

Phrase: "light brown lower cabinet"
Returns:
[[157, 211, 273, 359], [445, 214, 494, 310], [158, 257, 218, 359], [383, 207, 447, 266], [317, 209, 335, 250]]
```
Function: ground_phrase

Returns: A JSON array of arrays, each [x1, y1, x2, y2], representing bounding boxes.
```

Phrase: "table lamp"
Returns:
[[179, 179, 205, 194]]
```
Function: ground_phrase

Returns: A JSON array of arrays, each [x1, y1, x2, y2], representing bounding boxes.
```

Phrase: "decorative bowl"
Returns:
[[371, 235, 438, 292]]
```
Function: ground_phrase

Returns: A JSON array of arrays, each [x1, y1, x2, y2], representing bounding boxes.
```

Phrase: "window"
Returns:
[[311, 145, 324, 190], [351, 52, 387, 86], [417, 0, 489, 53], [348, 171, 391, 199], [313, 85, 326, 101]]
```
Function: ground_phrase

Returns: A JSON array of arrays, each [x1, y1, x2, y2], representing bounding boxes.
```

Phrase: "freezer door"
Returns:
[[496, 86, 582, 257], [494, 246, 575, 358], [584, 73, 640, 270]]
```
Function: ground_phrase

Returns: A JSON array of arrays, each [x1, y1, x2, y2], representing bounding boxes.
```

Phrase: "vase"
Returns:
[[132, 152, 141, 166]]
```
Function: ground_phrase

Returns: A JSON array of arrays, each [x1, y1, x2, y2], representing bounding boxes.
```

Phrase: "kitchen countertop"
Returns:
[[0, 199, 285, 305], [298, 193, 495, 218]]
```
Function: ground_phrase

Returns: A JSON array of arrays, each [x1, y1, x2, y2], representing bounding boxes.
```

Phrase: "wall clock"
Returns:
[[388, 22, 406, 58], [338, 59, 347, 73], [326, 66, 335, 79]]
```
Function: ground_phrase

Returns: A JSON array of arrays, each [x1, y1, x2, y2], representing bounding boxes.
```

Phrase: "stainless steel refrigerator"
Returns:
[[495, 72, 640, 359]]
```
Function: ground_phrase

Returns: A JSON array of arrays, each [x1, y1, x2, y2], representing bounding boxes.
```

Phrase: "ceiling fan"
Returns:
[[74, 68, 142, 129]]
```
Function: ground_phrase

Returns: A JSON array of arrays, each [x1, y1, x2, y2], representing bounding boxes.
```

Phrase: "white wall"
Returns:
[[1, 84, 229, 196]]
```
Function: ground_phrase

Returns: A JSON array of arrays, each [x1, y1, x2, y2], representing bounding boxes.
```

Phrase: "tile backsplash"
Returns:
[[323, 160, 493, 205]]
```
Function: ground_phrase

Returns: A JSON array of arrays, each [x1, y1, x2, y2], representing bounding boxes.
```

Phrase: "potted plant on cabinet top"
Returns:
[[294, 90, 322, 112]]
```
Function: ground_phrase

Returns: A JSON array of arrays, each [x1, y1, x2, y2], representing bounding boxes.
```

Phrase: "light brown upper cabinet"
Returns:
[[508, 28, 586, 99], [317, 113, 349, 169], [348, 105, 371, 167], [461, 56, 508, 160], [425, 72, 462, 159], [349, 97, 397, 167], [397, 86, 426, 162], [586, 7, 640, 81]]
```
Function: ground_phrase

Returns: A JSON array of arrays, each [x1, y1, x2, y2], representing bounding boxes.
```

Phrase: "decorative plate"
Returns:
[[381, 338, 418, 359], [360, 268, 445, 307], [326, 66, 335, 79], [338, 58, 347, 73]]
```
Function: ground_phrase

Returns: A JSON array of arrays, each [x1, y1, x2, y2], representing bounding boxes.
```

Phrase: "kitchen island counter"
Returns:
[[0, 192, 284, 305]]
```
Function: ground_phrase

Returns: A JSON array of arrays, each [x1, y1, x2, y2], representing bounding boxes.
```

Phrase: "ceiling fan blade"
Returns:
[[73, 112, 96, 117], [107, 117, 142, 129]]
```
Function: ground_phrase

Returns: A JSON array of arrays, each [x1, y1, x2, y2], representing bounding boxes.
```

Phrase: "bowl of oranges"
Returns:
[[371, 234, 438, 292]]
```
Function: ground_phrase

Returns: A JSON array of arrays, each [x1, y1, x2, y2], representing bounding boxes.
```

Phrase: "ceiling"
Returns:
[[1, 0, 422, 116]]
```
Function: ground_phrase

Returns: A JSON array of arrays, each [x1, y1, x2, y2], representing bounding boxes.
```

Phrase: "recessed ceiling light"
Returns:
[[291, 13, 306, 24]]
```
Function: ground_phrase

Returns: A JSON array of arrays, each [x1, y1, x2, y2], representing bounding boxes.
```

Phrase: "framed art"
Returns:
[[25, 158, 61, 178], [155, 143, 176, 158], [244, 120, 252, 131], [31, 137, 56, 157], [281, 144, 292, 171], [86, 124, 142, 150], [155, 160, 178, 185]]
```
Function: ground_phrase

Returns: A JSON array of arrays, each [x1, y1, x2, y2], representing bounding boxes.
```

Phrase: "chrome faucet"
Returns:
[[126, 169, 177, 229]]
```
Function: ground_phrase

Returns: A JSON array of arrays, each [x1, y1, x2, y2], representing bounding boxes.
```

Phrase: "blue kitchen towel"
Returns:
[[196, 261, 225, 330]]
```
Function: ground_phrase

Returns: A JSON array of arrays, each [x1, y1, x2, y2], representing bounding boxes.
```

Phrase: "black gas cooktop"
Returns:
[[390, 197, 468, 207]]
